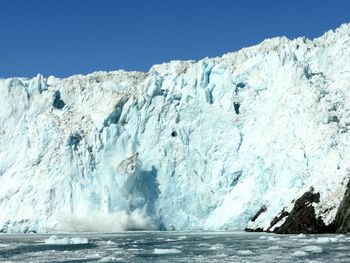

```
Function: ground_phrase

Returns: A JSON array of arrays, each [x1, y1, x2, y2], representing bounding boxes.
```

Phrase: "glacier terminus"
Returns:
[[1, 24, 350, 234]]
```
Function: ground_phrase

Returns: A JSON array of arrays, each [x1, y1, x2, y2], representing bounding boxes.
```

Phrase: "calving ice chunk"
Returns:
[[1, 24, 350, 233]]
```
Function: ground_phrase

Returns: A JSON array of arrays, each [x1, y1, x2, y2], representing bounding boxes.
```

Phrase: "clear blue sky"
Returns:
[[0, 0, 349, 78]]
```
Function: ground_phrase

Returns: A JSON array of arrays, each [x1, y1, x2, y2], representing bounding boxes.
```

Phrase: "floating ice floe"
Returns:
[[292, 250, 308, 257], [153, 248, 181, 254], [302, 245, 323, 253], [315, 237, 339, 243], [98, 256, 124, 262], [265, 246, 283, 250], [237, 250, 254, 255], [209, 244, 225, 250], [44, 235, 88, 245]]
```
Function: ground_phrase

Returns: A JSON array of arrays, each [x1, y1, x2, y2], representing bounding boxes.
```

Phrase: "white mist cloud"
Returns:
[[55, 208, 156, 232]]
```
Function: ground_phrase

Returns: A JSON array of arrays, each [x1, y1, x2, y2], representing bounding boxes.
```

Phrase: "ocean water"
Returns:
[[0, 231, 349, 262]]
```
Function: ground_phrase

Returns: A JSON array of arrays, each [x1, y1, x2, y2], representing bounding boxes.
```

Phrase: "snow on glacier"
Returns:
[[1, 24, 350, 232]]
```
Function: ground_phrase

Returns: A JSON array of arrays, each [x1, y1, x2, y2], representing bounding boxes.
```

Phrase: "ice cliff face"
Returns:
[[1, 24, 350, 233]]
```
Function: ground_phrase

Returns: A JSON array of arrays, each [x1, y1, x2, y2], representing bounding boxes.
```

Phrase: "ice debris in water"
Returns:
[[265, 246, 283, 250], [44, 235, 88, 245], [302, 245, 323, 253], [98, 256, 124, 262], [315, 237, 339, 243], [336, 234, 345, 238], [153, 248, 181, 254], [292, 250, 308, 257], [209, 244, 225, 250], [237, 250, 254, 255], [266, 236, 280, 241]]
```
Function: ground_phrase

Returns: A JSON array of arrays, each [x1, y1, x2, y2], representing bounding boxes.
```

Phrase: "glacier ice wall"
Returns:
[[1, 24, 350, 232]]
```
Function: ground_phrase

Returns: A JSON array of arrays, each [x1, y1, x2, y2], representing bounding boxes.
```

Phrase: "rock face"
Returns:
[[248, 182, 350, 234], [268, 190, 329, 234], [332, 180, 350, 233], [1, 24, 350, 233]]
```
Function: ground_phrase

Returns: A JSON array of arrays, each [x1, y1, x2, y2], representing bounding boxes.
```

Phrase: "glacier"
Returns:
[[1, 24, 350, 233]]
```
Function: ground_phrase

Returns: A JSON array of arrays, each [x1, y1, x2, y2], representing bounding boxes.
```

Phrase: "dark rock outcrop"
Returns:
[[272, 191, 329, 234], [332, 180, 350, 233], [267, 208, 289, 232], [251, 205, 267, 222], [245, 205, 267, 232], [246, 181, 350, 234]]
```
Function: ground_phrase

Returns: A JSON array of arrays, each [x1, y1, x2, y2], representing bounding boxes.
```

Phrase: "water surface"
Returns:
[[0, 231, 349, 262]]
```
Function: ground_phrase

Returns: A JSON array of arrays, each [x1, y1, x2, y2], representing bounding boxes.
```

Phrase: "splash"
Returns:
[[55, 208, 156, 232]]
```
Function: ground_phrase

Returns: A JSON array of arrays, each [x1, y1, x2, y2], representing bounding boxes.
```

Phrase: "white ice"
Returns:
[[302, 245, 323, 253], [44, 235, 88, 245], [153, 248, 181, 254], [1, 24, 350, 232]]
